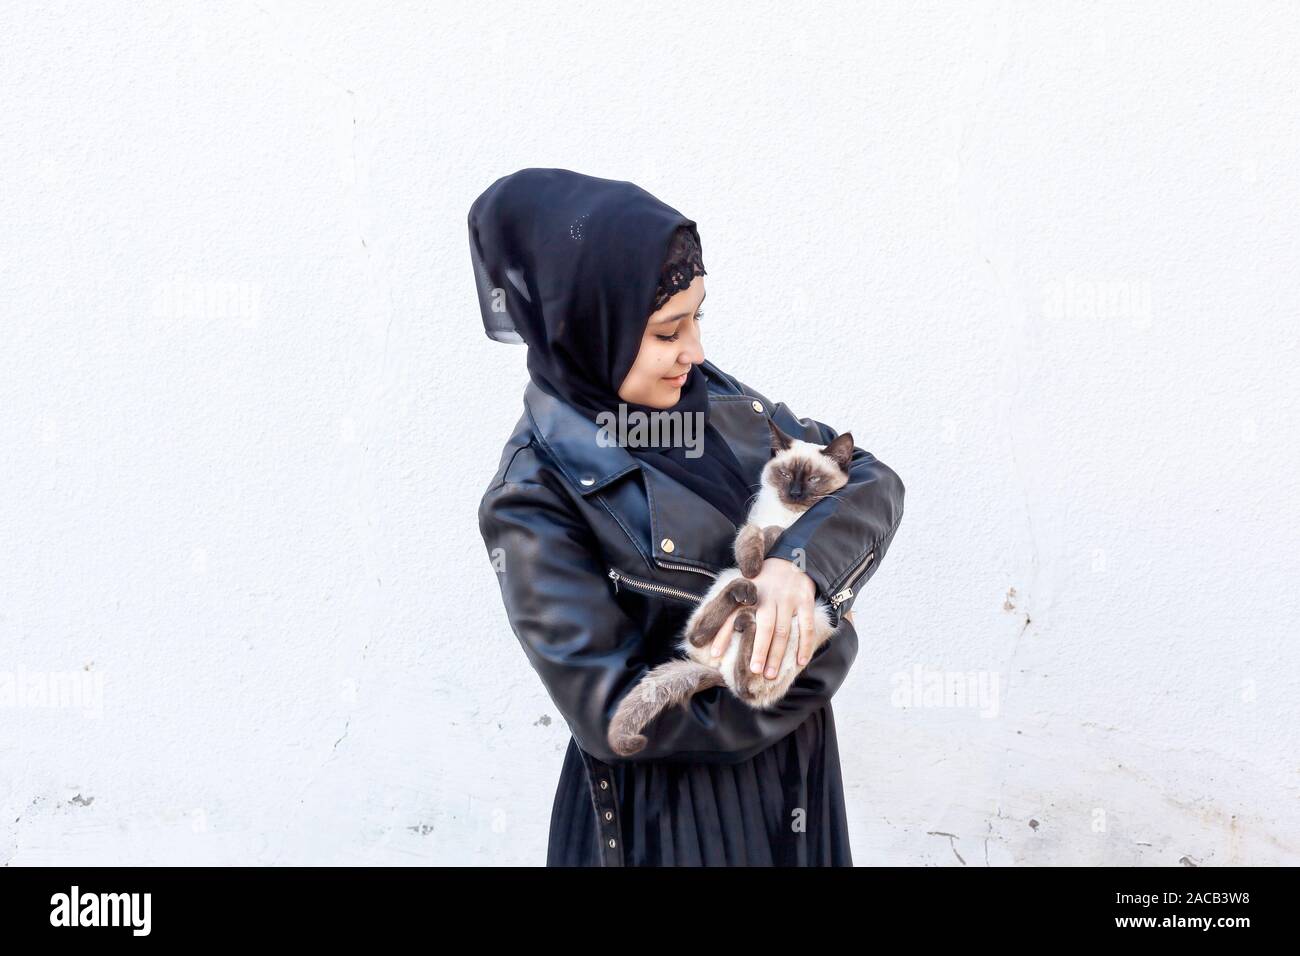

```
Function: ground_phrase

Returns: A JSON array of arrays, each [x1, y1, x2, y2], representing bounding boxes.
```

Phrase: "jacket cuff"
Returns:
[[767, 517, 901, 627]]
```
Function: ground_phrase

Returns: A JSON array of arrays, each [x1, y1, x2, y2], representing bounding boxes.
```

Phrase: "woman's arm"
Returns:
[[739, 382, 907, 629], [479, 472, 859, 765]]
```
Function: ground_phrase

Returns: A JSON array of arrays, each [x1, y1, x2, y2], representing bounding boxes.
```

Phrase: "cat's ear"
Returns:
[[766, 418, 794, 453], [821, 432, 854, 473]]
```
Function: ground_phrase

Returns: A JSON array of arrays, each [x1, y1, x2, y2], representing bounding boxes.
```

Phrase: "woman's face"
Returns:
[[617, 276, 706, 408]]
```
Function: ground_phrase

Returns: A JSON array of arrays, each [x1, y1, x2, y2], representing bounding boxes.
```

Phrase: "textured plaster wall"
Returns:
[[1, 2, 1296, 865]]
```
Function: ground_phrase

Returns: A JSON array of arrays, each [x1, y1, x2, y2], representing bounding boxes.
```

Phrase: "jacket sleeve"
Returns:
[[478, 471, 860, 766], [755, 393, 906, 629]]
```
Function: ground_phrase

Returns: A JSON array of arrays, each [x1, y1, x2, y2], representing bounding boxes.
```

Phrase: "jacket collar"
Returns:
[[524, 359, 771, 572], [523, 381, 641, 496]]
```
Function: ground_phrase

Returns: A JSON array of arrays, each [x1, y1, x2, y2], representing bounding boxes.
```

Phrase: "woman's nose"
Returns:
[[680, 321, 705, 364]]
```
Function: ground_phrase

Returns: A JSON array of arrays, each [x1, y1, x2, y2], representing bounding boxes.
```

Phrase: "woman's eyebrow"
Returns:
[[651, 290, 707, 324]]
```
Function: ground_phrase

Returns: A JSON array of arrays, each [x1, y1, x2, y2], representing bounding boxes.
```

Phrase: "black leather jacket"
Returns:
[[478, 358, 905, 767]]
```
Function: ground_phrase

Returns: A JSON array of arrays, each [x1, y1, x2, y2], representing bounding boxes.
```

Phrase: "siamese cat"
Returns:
[[608, 418, 857, 758]]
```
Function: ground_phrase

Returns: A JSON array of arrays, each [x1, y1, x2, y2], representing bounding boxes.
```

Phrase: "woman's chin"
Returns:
[[632, 392, 674, 409]]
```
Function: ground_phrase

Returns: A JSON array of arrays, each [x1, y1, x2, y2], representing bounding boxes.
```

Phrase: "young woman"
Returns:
[[471, 168, 905, 866]]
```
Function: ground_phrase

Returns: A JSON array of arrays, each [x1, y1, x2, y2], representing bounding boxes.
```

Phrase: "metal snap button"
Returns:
[[751, 399, 764, 413], [608, 838, 617, 848], [600, 780, 609, 789], [580, 475, 595, 486], [661, 537, 675, 553], [604, 810, 612, 821]]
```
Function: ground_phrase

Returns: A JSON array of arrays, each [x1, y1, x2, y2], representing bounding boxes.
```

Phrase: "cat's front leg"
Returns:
[[684, 577, 758, 647], [734, 523, 768, 579], [761, 525, 785, 552]]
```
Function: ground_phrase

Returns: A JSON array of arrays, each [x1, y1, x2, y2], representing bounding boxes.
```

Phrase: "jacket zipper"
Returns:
[[612, 548, 871, 611], [607, 567, 705, 604], [828, 549, 875, 608], [654, 558, 719, 580]]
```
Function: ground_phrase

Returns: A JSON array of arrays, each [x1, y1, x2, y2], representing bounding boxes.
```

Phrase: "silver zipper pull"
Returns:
[[829, 549, 875, 607], [607, 568, 620, 593]]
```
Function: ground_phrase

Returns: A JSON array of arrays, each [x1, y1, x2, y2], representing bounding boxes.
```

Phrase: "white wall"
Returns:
[[1, 1, 1296, 866]]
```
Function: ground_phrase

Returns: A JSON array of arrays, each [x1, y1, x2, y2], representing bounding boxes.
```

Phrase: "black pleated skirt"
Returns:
[[546, 703, 852, 866]]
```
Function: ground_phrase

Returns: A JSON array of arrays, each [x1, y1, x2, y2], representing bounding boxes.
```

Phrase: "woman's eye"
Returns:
[[654, 310, 703, 343]]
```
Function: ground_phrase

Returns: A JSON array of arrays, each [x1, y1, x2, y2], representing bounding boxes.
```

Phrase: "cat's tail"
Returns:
[[607, 659, 727, 757]]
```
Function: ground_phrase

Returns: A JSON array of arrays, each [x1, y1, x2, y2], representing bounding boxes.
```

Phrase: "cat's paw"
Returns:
[[731, 609, 758, 692], [737, 550, 764, 579], [728, 578, 758, 607]]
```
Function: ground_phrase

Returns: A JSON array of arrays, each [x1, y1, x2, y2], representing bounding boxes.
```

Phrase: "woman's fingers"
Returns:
[[750, 600, 775, 675], [709, 606, 739, 660], [796, 596, 817, 667], [728, 561, 820, 678], [764, 596, 793, 679]]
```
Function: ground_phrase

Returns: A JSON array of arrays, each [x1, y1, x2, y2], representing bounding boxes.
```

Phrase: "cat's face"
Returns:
[[762, 419, 855, 512]]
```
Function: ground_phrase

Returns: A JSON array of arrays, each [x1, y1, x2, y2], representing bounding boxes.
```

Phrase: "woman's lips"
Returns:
[[663, 370, 689, 387]]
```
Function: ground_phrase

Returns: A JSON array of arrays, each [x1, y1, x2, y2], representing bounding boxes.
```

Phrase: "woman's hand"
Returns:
[[710, 557, 818, 677]]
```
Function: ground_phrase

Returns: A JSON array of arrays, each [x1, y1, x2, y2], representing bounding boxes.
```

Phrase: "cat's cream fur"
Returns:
[[608, 419, 856, 757]]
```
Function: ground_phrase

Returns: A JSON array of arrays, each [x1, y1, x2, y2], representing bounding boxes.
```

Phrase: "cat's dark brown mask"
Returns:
[[763, 419, 854, 512]]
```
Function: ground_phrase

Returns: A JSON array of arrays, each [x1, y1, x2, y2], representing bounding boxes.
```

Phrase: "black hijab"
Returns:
[[468, 167, 756, 528]]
